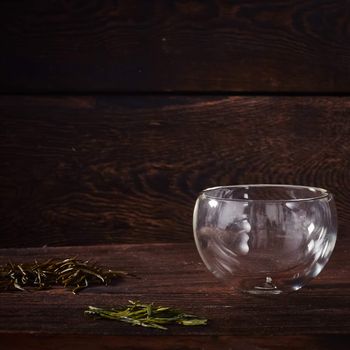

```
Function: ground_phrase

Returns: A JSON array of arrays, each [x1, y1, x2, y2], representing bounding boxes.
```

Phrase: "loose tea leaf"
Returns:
[[0, 258, 128, 294], [85, 300, 207, 330]]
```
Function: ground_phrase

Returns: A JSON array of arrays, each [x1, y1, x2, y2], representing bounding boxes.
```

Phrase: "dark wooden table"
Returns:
[[1, 241, 349, 349]]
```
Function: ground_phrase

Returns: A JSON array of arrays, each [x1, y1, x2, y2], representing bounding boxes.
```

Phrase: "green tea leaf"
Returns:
[[85, 300, 207, 330]]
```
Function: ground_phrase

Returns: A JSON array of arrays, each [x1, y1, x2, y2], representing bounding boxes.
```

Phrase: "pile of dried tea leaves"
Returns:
[[0, 257, 128, 294], [85, 300, 207, 330]]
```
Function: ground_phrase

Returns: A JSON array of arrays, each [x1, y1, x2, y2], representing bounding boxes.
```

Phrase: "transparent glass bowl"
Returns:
[[193, 185, 337, 295]]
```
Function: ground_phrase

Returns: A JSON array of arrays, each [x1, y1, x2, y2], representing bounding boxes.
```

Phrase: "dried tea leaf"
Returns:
[[0, 258, 128, 294]]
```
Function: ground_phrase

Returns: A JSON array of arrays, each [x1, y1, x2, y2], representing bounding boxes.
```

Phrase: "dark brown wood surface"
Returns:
[[1, 95, 350, 247], [0, 242, 349, 340], [1, 334, 350, 350], [1, 0, 350, 93], [1, 1, 350, 348]]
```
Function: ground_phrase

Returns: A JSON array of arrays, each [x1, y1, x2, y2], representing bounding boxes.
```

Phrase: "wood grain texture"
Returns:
[[1, 0, 350, 93], [0, 243, 349, 337], [1, 334, 350, 350], [1, 95, 350, 247]]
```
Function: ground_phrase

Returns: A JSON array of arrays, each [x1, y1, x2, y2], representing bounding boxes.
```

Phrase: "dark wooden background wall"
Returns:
[[1, 0, 350, 248]]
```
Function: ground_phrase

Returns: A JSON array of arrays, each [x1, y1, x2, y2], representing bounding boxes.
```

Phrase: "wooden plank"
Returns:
[[0, 243, 349, 336], [1, 95, 350, 247], [0, 1, 350, 93], [1, 334, 350, 350]]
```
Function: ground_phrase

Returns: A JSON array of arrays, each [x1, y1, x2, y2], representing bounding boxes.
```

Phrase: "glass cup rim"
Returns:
[[200, 184, 331, 203]]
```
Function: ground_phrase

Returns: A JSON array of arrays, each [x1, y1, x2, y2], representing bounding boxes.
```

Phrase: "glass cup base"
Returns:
[[237, 276, 303, 295], [244, 288, 283, 295]]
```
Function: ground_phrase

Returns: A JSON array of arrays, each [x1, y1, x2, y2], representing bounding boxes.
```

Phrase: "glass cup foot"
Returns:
[[242, 276, 283, 295]]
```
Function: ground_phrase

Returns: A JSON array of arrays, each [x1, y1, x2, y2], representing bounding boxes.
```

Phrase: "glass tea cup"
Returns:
[[193, 185, 337, 294]]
